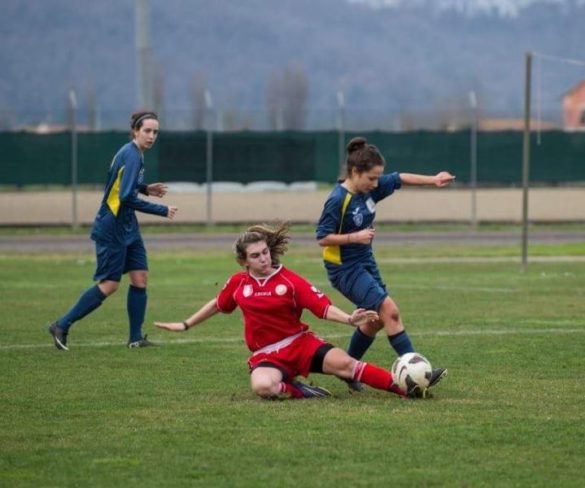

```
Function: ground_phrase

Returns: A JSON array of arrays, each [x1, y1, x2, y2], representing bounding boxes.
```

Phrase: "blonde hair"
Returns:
[[233, 222, 290, 265]]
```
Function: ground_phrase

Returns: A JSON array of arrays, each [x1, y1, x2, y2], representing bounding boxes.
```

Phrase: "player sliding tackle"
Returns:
[[155, 223, 437, 399]]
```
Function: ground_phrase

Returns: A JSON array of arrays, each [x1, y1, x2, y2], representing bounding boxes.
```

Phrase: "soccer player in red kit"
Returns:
[[155, 223, 430, 399]]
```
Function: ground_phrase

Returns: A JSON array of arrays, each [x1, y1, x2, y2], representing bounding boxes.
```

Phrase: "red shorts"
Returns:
[[247, 331, 331, 380]]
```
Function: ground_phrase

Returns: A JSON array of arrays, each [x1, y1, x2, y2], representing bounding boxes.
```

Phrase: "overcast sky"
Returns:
[[347, 0, 585, 17]]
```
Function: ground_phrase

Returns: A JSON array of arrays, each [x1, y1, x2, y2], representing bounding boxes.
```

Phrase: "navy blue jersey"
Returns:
[[91, 142, 167, 244], [316, 172, 402, 271]]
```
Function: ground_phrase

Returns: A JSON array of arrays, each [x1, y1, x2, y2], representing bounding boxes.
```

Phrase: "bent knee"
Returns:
[[380, 300, 401, 322], [251, 380, 281, 399], [359, 319, 384, 337], [130, 271, 148, 288], [99, 280, 120, 296]]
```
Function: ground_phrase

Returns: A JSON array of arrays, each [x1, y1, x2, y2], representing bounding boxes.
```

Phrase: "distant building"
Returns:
[[562, 80, 585, 130], [478, 118, 556, 131], [19, 122, 90, 134]]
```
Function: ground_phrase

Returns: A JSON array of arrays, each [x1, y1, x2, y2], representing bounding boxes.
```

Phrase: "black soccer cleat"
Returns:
[[428, 368, 448, 388], [48, 322, 69, 351], [343, 378, 365, 393], [127, 334, 157, 349], [405, 376, 432, 399], [292, 382, 332, 398]]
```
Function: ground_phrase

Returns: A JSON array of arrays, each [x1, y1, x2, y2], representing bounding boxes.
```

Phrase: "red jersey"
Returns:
[[216, 265, 332, 352]]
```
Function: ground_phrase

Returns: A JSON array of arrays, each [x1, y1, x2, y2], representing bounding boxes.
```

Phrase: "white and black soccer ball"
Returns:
[[391, 352, 433, 391]]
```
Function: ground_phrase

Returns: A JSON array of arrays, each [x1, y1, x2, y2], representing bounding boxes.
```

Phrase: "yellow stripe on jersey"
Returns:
[[106, 167, 124, 216], [323, 192, 352, 265]]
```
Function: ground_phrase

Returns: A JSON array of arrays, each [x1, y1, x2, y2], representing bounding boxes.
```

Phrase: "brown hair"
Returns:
[[233, 222, 290, 266], [129, 111, 158, 137], [344, 136, 385, 177]]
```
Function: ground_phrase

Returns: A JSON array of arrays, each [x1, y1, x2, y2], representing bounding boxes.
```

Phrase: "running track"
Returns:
[[0, 231, 583, 252]]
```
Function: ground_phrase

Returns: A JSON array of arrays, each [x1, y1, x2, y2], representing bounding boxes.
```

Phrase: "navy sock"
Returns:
[[347, 327, 375, 360], [388, 330, 415, 356], [127, 285, 147, 342], [58, 285, 107, 331]]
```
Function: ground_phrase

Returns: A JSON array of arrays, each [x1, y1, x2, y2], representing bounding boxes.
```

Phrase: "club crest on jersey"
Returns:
[[243, 285, 253, 297], [275, 284, 287, 296]]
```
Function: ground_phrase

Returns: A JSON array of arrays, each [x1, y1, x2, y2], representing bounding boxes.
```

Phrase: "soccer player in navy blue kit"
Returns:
[[316, 137, 454, 390], [48, 111, 178, 350]]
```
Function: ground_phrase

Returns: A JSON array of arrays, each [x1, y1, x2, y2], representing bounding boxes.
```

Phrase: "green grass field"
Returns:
[[1, 238, 584, 487]]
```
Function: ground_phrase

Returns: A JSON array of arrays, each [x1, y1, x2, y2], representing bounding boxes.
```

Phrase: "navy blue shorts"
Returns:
[[329, 261, 388, 312], [93, 237, 148, 282]]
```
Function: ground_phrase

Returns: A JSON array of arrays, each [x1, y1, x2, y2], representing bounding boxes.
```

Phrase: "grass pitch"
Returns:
[[1, 238, 584, 487]]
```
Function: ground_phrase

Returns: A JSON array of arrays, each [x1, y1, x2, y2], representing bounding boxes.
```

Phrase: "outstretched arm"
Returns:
[[400, 171, 455, 187], [325, 305, 379, 327], [155, 298, 219, 332]]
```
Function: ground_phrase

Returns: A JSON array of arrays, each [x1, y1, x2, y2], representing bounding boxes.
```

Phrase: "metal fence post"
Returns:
[[521, 52, 533, 270], [469, 91, 478, 227], [69, 88, 78, 229], [205, 90, 214, 226], [337, 90, 345, 178]]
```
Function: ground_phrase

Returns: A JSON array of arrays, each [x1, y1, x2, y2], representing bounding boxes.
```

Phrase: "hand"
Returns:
[[167, 206, 178, 219], [353, 228, 375, 245], [350, 308, 379, 327], [434, 172, 456, 187], [154, 321, 186, 332], [147, 183, 168, 197]]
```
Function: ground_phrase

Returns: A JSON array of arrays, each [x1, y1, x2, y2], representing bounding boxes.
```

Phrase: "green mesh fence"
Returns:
[[1, 130, 584, 186]]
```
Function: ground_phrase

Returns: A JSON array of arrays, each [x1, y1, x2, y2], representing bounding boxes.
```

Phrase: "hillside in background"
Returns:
[[1, 0, 584, 129]]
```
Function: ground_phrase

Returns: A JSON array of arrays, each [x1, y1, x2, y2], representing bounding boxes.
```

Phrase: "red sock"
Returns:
[[353, 361, 406, 397], [279, 382, 304, 399]]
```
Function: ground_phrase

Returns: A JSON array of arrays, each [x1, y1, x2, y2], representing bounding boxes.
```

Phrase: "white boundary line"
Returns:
[[2, 327, 583, 351], [392, 284, 519, 293], [377, 256, 585, 264], [308, 256, 585, 264]]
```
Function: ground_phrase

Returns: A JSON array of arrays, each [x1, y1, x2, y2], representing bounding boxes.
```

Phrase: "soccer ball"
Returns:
[[391, 352, 433, 391]]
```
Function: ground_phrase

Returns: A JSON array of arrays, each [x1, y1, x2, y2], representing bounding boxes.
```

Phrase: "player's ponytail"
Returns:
[[346, 137, 367, 154], [344, 136, 386, 178]]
